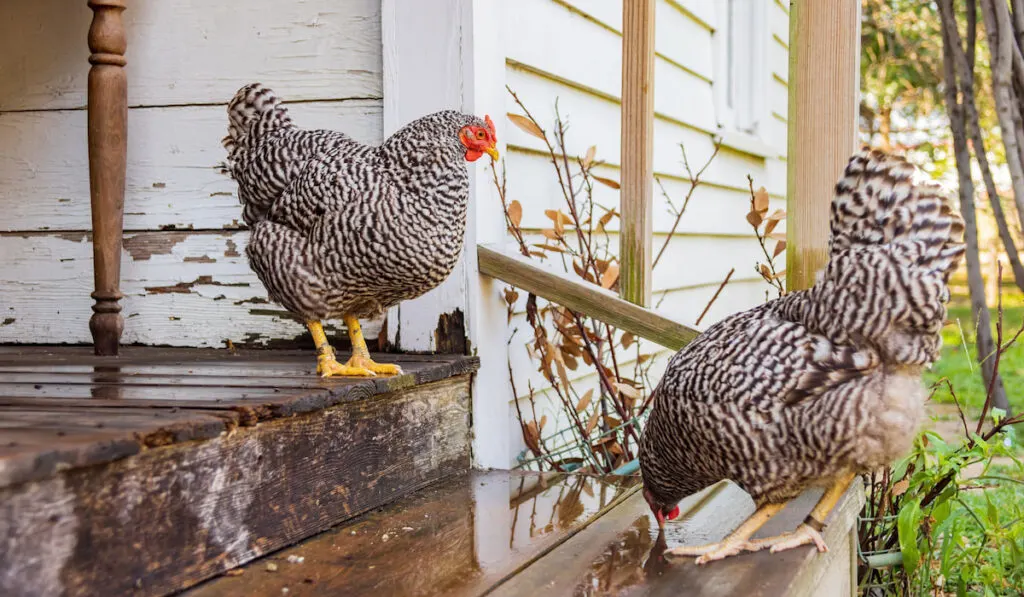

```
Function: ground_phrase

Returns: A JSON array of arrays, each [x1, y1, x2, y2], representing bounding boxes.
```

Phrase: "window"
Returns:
[[715, 0, 768, 138]]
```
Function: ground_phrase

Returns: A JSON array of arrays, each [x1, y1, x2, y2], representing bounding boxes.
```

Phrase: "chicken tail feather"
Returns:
[[219, 83, 294, 178], [829, 148, 966, 281]]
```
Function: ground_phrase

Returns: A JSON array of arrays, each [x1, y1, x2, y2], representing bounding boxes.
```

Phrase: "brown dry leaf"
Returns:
[[532, 243, 567, 253], [562, 352, 578, 371], [614, 382, 641, 400], [601, 263, 620, 289], [603, 416, 622, 429], [583, 145, 597, 169], [593, 175, 621, 190], [576, 389, 594, 413], [758, 264, 772, 280], [621, 332, 635, 349], [772, 268, 787, 280], [767, 232, 786, 241], [773, 240, 786, 258], [528, 250, 548, 259], [507, 113, 546, 140], [766, 208, 786, 222], [891, 479, 910, 497], [598, 210, 617, 228], [539, 415, 548, 431], [764, 219, 780, 236], [508, 200, 523, 228], [585, 409, 600, 435], [608, 442, 624, 456], [637, 353, 653, 364], [523, 420, 541, 455], [753, 187, 770, 213], [541, 228, 560, 241], [572, 260, 587, 279], [581, 479, 594, 498], [746, 211, 763, 228]]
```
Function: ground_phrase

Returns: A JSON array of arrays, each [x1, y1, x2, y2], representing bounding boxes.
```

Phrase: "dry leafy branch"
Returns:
[[745, 176, 787, 298]]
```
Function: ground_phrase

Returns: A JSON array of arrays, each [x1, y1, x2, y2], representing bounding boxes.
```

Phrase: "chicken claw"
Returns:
[[317, 353, 403, 378], [745, 523, 828, 554]]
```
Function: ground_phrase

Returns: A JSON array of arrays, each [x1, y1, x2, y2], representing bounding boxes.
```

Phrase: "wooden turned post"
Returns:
[[86, 0, 128, 355]]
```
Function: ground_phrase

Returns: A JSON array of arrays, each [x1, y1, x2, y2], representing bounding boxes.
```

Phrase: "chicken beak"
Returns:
[[485, 146, 500, 162]]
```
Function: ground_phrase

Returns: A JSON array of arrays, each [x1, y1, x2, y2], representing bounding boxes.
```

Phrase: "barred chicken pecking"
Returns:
[[221, 83, 498, 377], [639, 150, 965, 564]]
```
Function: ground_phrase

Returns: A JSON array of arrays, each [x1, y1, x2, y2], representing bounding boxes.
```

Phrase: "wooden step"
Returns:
[[182, 470, 641, 597], [0, 346, 479, 597], [184, 472, 863, 597]]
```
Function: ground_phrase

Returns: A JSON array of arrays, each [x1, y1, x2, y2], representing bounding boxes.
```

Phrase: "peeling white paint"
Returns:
[[191, 436, 262, 566]]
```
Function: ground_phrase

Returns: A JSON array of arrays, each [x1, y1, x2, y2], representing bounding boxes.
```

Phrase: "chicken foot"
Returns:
[[665, 502, 785, 565], [665, 472, 855, 565], [307, 317, 403, 377], [744, 471, 855, 554]]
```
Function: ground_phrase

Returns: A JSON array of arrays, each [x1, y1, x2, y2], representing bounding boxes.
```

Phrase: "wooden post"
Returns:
[[86, 0, 128, 355], [786, 0, 862, 291], [619, 0, 656, 307]]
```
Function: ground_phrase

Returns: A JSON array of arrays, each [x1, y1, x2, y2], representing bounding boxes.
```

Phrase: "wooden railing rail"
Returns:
[[477, 244, 700, 352]]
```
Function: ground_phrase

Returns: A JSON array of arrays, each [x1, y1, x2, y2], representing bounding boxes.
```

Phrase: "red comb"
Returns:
[[485, 114, 496, 139]]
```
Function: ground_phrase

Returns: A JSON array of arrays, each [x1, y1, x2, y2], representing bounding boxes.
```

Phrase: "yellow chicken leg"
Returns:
[[665, 502, 786, 565], [744, 471, 856, 554], [306, 317, 403, 378]]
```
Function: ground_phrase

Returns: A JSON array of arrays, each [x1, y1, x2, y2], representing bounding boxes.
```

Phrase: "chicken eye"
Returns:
[[477, 130, 486, 139]]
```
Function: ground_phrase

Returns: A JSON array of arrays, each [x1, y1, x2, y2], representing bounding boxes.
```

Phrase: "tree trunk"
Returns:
[[939, 0, 1012, 415], [945, 0, 1024, 291], [981, 0, 1024, 234]]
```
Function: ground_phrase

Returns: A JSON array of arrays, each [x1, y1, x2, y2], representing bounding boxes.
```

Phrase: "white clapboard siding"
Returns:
[[0, 0, 382, 111], [0, 101, 383, 233], [553, 0, 715, 80], [0, 231, 381, 347], [505, 0, 717, 132], [503, 68, 784, 196], [504, 151, 786, 236]]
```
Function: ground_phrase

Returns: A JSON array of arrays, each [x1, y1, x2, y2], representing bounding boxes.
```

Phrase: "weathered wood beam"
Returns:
[[477, 244, 699, 351], [619, 0, 656, 307], [786, 0, 862, 291], [86, 0, 128, 355]]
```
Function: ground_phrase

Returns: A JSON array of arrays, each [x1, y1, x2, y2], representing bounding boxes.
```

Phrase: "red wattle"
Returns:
[[465, 149, 483, 162], [667, 505, 680, 520]]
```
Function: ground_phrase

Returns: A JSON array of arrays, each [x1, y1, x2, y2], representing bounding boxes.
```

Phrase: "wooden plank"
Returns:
[[489, 479, 865, 597], [0, 231, 384, 347], [183, 471, 640, 597], [0, 0, 382, 111], [619, 0, 656, 307], [785, 0, 861, 290], [0, 101, 382, 233], [0, 375, 472, 597], [478, 244, 700, 351]]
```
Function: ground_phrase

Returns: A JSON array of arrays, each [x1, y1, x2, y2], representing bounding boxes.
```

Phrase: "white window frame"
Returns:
[[713, 0, 769, 140]]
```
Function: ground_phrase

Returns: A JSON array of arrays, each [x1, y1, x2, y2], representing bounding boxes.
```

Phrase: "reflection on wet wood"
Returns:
[[185, 471, 641, 597], [493, 479, 864, 597]]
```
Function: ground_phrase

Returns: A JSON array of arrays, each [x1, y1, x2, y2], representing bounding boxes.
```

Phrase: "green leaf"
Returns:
[[990, 407, 1006, 425], [898, 496, 923, 575]]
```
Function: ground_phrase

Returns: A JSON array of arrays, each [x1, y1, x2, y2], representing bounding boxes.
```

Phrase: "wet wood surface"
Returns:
[[185, 470, 642, 597], [0, 346, 477, 597]]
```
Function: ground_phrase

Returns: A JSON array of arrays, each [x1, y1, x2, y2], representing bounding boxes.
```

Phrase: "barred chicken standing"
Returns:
[[221, 83, 498, 377], [639, 150, 965, 564]]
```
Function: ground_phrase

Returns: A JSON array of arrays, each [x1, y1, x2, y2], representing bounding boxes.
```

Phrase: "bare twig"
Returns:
[[652, 139, 722, 269], [695, 268, 735, 326]]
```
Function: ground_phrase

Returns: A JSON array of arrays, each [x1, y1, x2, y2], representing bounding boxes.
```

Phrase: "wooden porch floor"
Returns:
[[0, 346, 477, 489]]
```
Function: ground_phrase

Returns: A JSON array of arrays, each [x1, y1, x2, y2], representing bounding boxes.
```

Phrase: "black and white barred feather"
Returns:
[[640, 149, 965, 511], [221, 83, 486, 321]]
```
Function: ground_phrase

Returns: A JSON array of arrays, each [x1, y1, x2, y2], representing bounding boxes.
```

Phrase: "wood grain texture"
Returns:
[[0, 0, 382, 111], [0, 349, 475, 597], [477, 244, 700, 351], [0, 101, 382, 233], [0, 232, 385, 347], [86, 0, 128, 355], [785, 0, 861, 290], [619, 0, 656, 307]]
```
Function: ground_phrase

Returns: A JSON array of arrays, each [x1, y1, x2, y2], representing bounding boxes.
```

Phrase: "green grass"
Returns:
[[925, 290, 1024, 415]]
